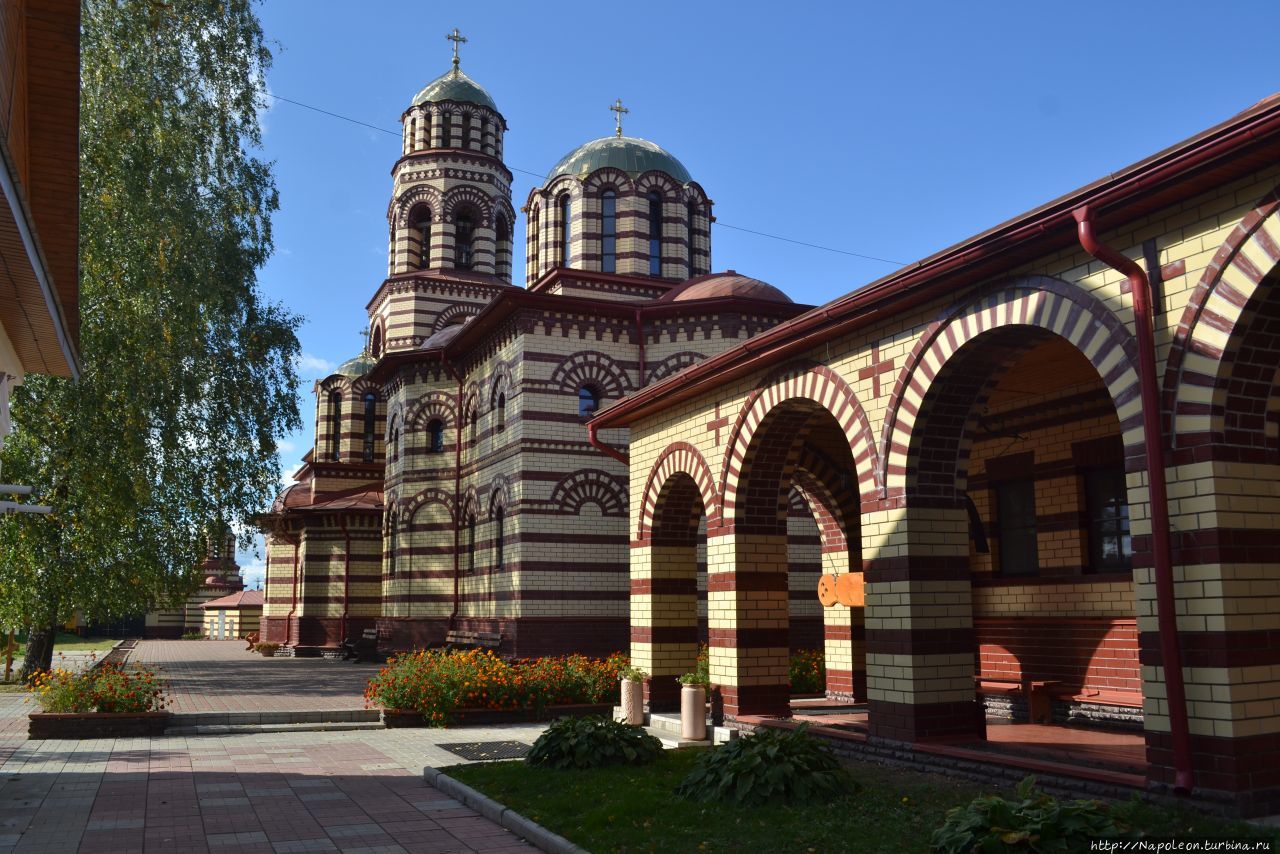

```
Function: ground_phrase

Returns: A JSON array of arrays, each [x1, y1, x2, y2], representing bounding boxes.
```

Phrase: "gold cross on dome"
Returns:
[[357, 324, 371, 353], [447, 28, 467, 70], [610, 98, 629, 137]]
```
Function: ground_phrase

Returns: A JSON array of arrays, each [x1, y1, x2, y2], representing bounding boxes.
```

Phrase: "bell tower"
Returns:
[[388, 30, 516, 281]]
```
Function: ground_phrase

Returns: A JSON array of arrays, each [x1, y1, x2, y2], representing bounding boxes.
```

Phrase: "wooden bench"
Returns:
[[1051, 686, 1143, 708], [975, 677, 1062, 723], [340, 628, 386, 663], [444, 630, 502, 652]]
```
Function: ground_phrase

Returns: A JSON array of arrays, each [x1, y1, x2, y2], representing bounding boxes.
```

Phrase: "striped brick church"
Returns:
[[258, 34, 816, 658]]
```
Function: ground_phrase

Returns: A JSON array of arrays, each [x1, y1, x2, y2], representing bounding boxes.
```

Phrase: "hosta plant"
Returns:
[[930, 776, 1134, 853], [526, 715, 663, 770], [676, 723, 853, 806]]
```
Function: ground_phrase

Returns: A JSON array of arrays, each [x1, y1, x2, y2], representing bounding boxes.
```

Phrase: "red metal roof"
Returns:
[[201, 589, 264, 610]]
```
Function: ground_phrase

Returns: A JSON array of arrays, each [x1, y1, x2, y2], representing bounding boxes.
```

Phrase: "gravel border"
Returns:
[[423, 766, 590, 854]]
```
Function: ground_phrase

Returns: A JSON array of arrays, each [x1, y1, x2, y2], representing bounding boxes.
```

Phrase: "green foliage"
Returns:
[[180, 630, 205, 641], [29, 662, 167, 713], [364, 649, 629, 726], [678, 644, 710, 687], [789, 648, 825, 694], [527, 715, 663, 770], [676, 723, 853, 807], [0, 0, 300, 675], [930, 776, 1134, 853], [618, 664, 648, 682]]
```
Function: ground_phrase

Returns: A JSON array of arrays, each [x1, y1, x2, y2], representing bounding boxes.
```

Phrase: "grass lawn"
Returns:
[[9, 633, 119, 658], [447, 748, 1280, 853]]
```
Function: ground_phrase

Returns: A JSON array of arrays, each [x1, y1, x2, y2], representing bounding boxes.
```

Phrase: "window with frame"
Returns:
[[578, 385, 601, 419], [687, 201, 698, 274], [494, 506, 505, 570], [601, 190, 616, 273], [996, 478, 1038, 575], [1084, 467, 1132, 573], [387, 516, 397, 578], [454, 213, 475, 269], [427, 419, 445, 454], [495, 392, 506, 432], [362, 392, 377, 461], [414, 208, 432, 269], [648, 191, 662, 276], [558, 193, 572, 267], [467, 514, 477, 573], [328, 392, 342, 461]]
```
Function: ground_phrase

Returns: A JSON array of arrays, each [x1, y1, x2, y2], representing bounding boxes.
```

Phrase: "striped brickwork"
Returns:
[[626, 165, 1280, 804]]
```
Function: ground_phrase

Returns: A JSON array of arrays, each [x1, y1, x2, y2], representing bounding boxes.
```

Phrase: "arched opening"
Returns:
[[427, 418, 445, 454], [411, 205, 432, 270], [328, 392, 342, 461], [439, 111, 452, 147], [648, 191, 663, 277], [558, 193, 572, 268], [600, 190, 616, 273], [901, 328, 1142, 753], [495, 214, 512, 282], [495, 392, 506, 432], [578, 384, 601, 419], [370, 324, 383, 359], [454, 210, 475, 270], [728, 399, 863, 720], [362, 392, 378, 461], [494, 505, 505, 570]]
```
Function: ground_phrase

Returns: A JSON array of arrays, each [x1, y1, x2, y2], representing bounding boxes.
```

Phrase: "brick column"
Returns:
[[708, 532, 791, 719], [630, 545, 699, 711], [862, 503, 983, 743]]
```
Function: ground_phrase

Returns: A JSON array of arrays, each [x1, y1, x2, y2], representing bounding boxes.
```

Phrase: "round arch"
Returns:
[[637, 442, 720, 544]]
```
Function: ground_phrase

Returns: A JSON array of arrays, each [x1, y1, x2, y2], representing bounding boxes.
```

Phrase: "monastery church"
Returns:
[[261, 33, 1280, 812]]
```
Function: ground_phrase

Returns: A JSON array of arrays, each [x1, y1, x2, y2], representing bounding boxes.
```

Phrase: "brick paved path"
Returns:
[[0, 727, 546, 853], [129, 641, 380, 714]]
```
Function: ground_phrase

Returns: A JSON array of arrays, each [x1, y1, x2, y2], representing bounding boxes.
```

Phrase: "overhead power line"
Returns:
[[266, 92, 905, 267]]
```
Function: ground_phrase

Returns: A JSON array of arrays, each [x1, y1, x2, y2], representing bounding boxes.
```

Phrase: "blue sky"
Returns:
[[235, 0, 1279, 584]]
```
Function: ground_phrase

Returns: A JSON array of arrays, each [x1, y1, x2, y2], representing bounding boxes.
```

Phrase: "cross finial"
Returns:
[[609, 98, 629, 138], [357, 323, 371, 354], [447, 28, 467, 71]]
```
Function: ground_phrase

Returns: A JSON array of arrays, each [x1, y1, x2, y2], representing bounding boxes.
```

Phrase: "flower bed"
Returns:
[[789, 649, 826, 695], [366, 648, 627, 727], [27, 661, 169, 739]]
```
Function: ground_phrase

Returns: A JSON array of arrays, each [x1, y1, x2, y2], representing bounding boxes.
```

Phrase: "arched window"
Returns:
[[558, 193, 571, 267], [495, 392, 506, 432], [578, 385, 601, 419], [423, 112, 432, 149], [440, 111, 452, 147], [467, 514, 477, 573], [601, 190, 616, 273], [494, 506, 505, 570], [687, 201, 698, 274], [648, 191, 662, 276], [529, 207, 540, 275], [454, 212, 474, 269], [428, 418, 445, 453], [495, 214, 512, 282], [387, 515, 397, 578], [370, 325, 383, 358], [414, 207, 432, 269], [362, 392, 377, 461], [328, 392, 342, 460], [467, 406, 478, 445]]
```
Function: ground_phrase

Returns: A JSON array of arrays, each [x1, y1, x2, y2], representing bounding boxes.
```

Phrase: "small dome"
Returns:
[[664, 271, 792, 304], [334, 353, 375, 378], [412, 68, 498, 111], [419, 323, 466, 350], [549, 136, 692, 183]]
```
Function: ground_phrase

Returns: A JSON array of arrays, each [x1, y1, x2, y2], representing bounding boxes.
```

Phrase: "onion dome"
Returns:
[[418, 323, 466, 350], [549, 136, 692, 183], [412, 67, 497, 111], [662, 270, 792, 304], [334, 353, 375, 378]]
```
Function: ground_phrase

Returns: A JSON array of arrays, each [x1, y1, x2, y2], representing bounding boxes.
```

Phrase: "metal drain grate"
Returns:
[[439, 740, 531, 761]]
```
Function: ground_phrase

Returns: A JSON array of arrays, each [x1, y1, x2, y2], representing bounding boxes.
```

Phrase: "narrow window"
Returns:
[[578, 385, 601, 419], [468, 406, 477, 444], [495, 392, 506, 432], [495, 215, 511, 281], [362, 392, 377, 461], [415, 208, 432, 269], [648, 191, 662, 276], [328, 392, 342, 461], [558, 193, 572, 267], [996, 479, 1038, 575], [387, 516, 397, 578], [1085, 468, 1132, 573], [687, 201, 698, 274], [424, 112, 432, 148], [529, 207, 540, 274], [428, 419, 445, 453], [495, 506, 505, 570], [467, 514, 477, 573], [601, 190, 616, 273], [392, 426, 400, 462], [371, 325, 383, 358], [440, 111, 452, 147], [455, 213, 474, 269]]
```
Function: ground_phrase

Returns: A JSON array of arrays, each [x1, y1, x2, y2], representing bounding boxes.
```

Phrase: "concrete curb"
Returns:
[[423, 766, 591, 854]]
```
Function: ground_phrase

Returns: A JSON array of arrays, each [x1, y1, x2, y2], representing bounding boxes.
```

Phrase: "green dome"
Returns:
[[549, 136, 692, 183], [412, 68, 498, 111], [334, 353, 374, 378]]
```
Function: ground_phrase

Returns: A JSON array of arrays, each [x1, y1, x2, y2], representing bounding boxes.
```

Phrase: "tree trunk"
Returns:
[[19, 622, 57, 682]]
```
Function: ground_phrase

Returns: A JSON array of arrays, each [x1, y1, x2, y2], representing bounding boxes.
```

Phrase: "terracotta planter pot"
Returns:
[[681, 684, 707, 740], [620, 679, 644, 725], [28, 711, 170, 740], [381, 702, 614, 728]]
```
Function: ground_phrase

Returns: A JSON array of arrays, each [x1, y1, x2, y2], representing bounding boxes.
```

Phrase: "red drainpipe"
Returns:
[[587, 421, 628, 466], [340, 516, 351, 645], [285, 534, 300, 647], [440, 350, 464, 627], [1074, 205, 1193, 794]]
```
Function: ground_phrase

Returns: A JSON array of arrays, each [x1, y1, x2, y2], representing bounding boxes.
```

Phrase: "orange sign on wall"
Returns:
[[816, 572, 864, 607]]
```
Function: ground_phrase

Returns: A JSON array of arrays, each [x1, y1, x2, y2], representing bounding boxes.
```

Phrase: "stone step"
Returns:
[[168, 709, 380, 728], [166, 720, 385, 736]]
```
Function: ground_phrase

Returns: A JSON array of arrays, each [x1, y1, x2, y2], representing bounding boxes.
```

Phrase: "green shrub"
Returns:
[[789, 649, 825, 694], [180, 630, 205, 640], [29, 663, 167, 713], [676, 723, 853, 806], [930, 776, 1134, 853], [679, 643, 710, 687], [526, 715, 663, 770]]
